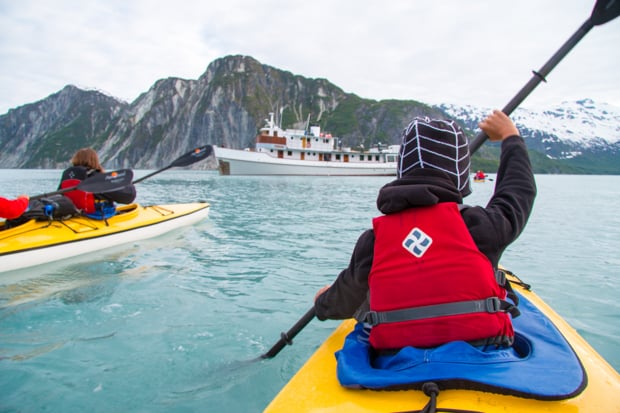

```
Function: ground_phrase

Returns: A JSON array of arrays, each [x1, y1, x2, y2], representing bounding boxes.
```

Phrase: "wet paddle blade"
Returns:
[[77, 169, 134, 193], [591, 0, 620, 25], [133, 145, 213, 184], [30, 169, 134, 201], [170, 145, 213, 167]]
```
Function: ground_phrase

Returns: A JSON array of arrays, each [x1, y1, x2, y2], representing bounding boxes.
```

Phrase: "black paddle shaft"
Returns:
[[261, 307, 316, 359], [469, 0, 620, 153]]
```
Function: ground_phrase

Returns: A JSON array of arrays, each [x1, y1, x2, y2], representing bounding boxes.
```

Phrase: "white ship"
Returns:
[[213, 113, 398, 176]]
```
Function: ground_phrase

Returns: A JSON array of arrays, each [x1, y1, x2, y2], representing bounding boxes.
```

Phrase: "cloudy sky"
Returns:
[[0, 0, 618, 115]]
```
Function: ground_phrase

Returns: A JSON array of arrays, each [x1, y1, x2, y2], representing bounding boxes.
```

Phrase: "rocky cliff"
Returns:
[[1, 55, 618, 173]]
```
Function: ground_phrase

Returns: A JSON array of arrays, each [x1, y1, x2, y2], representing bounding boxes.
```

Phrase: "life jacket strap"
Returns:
[[363, 297, 519, 327], [496, 268, 520, 308]]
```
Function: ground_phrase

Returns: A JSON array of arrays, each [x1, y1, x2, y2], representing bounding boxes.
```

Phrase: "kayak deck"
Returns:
[[264, 272, 620, 412], [0, 202, 209, 272]]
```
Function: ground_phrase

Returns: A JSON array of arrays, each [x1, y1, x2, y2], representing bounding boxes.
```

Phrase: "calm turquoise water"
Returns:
[[1, 170, 619, 412]]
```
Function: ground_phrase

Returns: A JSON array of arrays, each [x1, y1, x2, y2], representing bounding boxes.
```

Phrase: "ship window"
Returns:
[[288, 151, 293, 156], [375, 155, 380, 161], [336, 154, 341, 161], [360, 155, 365, 161]]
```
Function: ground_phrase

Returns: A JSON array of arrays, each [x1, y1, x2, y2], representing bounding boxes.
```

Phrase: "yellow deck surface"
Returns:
[[265, 274, 620, 413], [0, 202, 209, 254]]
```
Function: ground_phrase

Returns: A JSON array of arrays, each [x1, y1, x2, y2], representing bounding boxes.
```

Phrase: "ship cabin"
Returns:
[[254, 113, 399, 164]]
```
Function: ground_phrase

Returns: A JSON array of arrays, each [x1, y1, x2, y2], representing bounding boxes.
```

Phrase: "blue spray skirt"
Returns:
[[336, 291, 586, 400]]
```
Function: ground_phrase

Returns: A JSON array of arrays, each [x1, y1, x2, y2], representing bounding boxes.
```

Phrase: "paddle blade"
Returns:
[[591, 0, 620, 25], [170, 145, 213, 168], [77, 169, 134, 193], [29, 169, 134, 201]]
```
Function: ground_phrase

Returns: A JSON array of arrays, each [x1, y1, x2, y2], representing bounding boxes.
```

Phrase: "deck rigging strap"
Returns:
[[394, 382, 484, 413]]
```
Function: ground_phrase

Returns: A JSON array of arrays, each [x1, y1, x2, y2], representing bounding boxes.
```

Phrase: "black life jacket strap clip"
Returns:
[[496, 268, 520, 307]]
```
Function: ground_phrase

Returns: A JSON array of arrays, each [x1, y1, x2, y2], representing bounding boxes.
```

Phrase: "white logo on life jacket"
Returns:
[[402, 227, 432, 258]]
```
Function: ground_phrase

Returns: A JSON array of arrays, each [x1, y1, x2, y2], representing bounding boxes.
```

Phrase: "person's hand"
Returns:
[[479, 110, 519, 142], [315, 285, 330, 302], [18, 195, 29, 201]]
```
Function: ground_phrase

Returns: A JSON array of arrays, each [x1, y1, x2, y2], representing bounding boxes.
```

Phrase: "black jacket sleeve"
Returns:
[[314, 229, 375, 320], [462, 135, 537, 267]]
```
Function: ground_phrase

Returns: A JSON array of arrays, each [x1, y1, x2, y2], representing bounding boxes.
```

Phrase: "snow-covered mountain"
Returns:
[[1, 54, 618, 173], [440, 99, 620, 161]]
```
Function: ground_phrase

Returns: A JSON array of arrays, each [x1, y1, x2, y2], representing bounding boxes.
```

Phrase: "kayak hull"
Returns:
[[0, 202, 209, 273], [264, 272, 620, 412]]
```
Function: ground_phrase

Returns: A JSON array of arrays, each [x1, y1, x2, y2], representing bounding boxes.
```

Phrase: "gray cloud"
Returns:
[[0, 0, 618, 114]]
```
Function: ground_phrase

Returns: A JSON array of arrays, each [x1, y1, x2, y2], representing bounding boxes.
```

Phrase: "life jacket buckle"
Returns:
[[485, 297, 501, 313], [363, 311, 380, 326], [506, 304, 521, 318], [495, 269, 507, 286]]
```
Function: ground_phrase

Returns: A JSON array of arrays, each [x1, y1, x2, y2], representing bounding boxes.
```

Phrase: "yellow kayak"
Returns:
[[265, 272, 620, 412], [0, 202, 209, 273]]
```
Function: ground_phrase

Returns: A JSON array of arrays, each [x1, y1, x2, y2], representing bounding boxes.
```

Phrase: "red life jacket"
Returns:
[[366, 202, 515, 350], [0, 196, 29, 219], [61, 179, 96, 213]]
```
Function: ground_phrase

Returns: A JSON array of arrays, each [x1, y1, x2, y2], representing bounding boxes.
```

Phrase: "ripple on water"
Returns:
[[0, 172, 618, 413]]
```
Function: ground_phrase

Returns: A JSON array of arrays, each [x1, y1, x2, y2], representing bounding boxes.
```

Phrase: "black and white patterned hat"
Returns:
[[398, 117, 471, 197]]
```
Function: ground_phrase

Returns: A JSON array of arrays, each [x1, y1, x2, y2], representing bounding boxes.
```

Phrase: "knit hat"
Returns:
[[398, 117, 471, 197]]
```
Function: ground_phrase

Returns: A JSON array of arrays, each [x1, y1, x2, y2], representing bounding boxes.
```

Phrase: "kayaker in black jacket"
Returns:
[[314, 110, 536, 349], [59, 148, 136, 215]]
